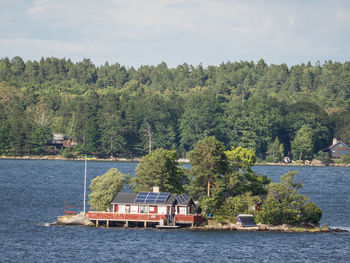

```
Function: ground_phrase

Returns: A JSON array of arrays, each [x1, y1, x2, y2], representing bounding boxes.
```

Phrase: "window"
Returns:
[[139, 205, 148, 213], [131, 205, 138, 214], [125, 205, 130, 213]]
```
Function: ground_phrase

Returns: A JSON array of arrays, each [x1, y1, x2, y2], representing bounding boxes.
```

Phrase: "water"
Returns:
[[0, 159, 350, 262]]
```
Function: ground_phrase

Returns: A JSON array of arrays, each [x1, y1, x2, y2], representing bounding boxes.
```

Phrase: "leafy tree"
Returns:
[[88, 168, 127, 211], [301, 202, 322, 224], [255, 196, 281, 225], [187, 137, 228, 199], [29, 124, 51, 154], [224, 146, 270, 196], [180, 90, 224, 151], [220, 192, 260, 219], [267, 137, 284, 162], [225, 146, 256, 172], [291, 125, 314, 160], [256, 171, 311, 225], [130, 148, 185, 193]]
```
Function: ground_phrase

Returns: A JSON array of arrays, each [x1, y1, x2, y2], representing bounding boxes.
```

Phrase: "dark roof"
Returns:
[[238, 214, 256, 227], [111, 192, 138, 204], [324, 140, 350, 151], [111, 192, 177, 205], [175, 193, 194, 206], [330, 141, 350, 150]]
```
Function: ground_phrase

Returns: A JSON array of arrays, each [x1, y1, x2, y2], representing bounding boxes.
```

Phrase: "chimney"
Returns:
[[332, 138, 338, 145], [153, 186, 160, 193]]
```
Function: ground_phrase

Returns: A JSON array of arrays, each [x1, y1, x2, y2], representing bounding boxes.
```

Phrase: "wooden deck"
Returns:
[[87, 211, 202, 227]]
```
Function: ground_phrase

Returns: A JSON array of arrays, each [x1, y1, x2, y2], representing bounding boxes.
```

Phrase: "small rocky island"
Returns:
[[56, 138, 348, 233], [56, 213, 347, 233]]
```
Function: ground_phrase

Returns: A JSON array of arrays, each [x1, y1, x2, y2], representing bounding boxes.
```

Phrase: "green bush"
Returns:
[[315, 151, 332, 165], [62, 148, 75, 158], [255, 196, 281, 225], [341, 155, 350, 164], [301, 202, 322, 224]]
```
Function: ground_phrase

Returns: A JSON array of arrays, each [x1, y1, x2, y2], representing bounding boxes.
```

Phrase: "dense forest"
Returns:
[[0, 56, 349, 160]]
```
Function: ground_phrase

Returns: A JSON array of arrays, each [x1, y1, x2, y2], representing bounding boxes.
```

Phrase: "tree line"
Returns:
[[0, 56, 350, 160]]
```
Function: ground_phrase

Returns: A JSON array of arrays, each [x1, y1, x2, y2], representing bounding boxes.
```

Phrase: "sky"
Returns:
[[1, 0, 350, 68]]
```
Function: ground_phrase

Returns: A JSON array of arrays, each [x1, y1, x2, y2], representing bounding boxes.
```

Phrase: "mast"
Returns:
[[83, 155, 87, 214]]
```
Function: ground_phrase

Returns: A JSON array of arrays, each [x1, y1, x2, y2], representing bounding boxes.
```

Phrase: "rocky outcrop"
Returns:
[[190, 221, 348, 233], [57, 212, 94, 226]]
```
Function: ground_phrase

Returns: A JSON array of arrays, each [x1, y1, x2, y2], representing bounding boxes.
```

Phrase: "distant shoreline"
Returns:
[[1, 155, 349, 167]]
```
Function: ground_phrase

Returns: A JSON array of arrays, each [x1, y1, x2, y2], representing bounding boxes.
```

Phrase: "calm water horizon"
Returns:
[[0, 159, 350, 262]]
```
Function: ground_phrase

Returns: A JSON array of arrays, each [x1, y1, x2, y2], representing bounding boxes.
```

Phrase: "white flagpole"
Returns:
[[83, 155, 87, 214]]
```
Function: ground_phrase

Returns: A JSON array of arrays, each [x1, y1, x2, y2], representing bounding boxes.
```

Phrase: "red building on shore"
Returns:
[[88, 188, 202, 228]]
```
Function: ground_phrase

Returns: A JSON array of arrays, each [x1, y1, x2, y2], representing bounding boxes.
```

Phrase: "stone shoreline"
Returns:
[[1, 155, 349, 166], [55, 214, 347, 233], [189, 221, 348, 233]]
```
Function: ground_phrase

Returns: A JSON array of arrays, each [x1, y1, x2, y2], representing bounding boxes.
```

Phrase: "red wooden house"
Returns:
[[88, 189, 202, 228]]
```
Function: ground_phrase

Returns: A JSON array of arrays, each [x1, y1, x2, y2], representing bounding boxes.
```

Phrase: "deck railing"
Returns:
[[88, 211, 202, 223]]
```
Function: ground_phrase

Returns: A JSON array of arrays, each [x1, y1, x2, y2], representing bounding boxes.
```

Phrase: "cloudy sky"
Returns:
[[1, 0, 350, 67]]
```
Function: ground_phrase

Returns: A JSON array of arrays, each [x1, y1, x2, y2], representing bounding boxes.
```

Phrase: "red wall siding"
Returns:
[[88, 212, 166, 222]]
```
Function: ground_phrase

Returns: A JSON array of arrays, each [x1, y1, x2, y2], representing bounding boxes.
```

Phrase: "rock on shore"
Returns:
[[190, 220, 348, 233], [57, 212, 94, 226]]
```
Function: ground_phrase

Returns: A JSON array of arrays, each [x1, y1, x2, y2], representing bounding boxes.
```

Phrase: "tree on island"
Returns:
[[215, 146, 270, 220], [130, 148, 185, 193], [186, 137, 228, 199], [88, 168, 127, 211], [256, 171, 322, 225], [224, 146, 270, 196]]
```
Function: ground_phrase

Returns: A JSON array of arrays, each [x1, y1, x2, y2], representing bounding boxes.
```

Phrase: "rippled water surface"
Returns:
[[0, 159, 350, 262]]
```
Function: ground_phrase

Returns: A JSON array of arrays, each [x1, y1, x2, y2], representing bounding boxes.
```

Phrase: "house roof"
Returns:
[[325, 140, 350, 151], [111, 192, 193, 206], [111, 192, 177, 205], [111, 192, 138, 204], [328, 141, 350, 150]]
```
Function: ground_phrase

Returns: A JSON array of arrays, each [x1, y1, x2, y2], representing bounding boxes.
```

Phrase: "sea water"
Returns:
[[0, 159, 349, 262]]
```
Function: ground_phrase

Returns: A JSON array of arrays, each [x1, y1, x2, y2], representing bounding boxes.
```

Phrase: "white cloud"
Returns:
[[0, 0, 349, 66]]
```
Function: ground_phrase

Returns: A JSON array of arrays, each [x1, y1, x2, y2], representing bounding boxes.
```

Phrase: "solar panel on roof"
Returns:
[[155, 193, 170, 203], [238, 214, 256, 227], [134, 192, 170, 204], [176, 193, 189, 204]]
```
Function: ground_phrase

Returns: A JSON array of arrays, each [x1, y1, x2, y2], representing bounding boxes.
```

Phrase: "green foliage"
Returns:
[[225, 146, 256, 172], [61, 148, 75, 158], [224, 146, 270, 196], [255, 171, 313, 225], [301, 202, 322, 224], [255, 196, 281, 225], [267, 137, 284, 162], [340, 155, 350, 164], [291, 125, 314, 160], [88, 168, 127, 211], [220, 192, 260, 218], [130, 148, 185, 193], [0, 57, 345, 158], [187, 137, 228, 199], [315, 151, 332, 165]]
